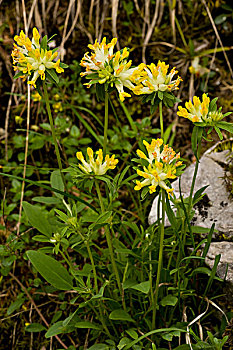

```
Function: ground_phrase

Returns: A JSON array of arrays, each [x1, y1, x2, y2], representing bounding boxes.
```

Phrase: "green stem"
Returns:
[[86, 240, 112, 339], [181, 141, 202, 256], [152, 189, 165, 329], [86, 241, 98, 293], [42, 81, 66, 187], [74, 227, 111, 337], [103, 89, 109, 156], [152, 101, 165, 328], [95, 179, 125, 309], [119, 100, 137, 133], [159, 101, 164, 139], [188, 141, 202, 212], [59, 249, 74, 272]]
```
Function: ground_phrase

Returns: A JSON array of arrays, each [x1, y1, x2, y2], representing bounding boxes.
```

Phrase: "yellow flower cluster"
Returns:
[[76, 148, 118, 175], [177, 93, 225, 124], [80, 37, 144, 102], [12, 28, 64, 87], [135, 139, 182, 196], [132, 61, 182, 95]]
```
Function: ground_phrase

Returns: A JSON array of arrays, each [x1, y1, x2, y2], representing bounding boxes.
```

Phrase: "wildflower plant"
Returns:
[[12, 28, 68, 89], [80, 37, 144, 155], [12, 28, 69, 185]]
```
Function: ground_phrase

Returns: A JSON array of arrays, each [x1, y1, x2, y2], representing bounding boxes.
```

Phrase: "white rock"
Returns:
[[148, 147, 233, 238]]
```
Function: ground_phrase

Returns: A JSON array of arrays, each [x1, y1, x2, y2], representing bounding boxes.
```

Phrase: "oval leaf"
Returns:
[[23, 201, 53, 237], [27, 250, 73, 290], [25, 323, 46, 332], [130, 281, 150, 294], [109, 309, 135, 322], [160, 295, 178, 307]]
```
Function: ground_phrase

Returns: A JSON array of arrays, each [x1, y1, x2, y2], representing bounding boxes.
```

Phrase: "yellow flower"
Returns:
[[132, 61, 182, 95], [134, 139, 182, 196], [80, 38, 141, 101], [53, 102, 63, 112], [177, 93, 211, 123], [76, 148, 118, 175], [12, 27, 64, 87], [32, 91, 41, 101]]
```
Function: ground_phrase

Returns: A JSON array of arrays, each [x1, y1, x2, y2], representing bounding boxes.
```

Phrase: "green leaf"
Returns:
[[32, 196, 61, 205], [51, 170, 64, 199], [193, 185, 209, 205], [191, 267, 222, 281], [70, 125, 80, 138], [202, 224, 215, 260], [75, 321, 102, 330], [158, 91, 163, 100], [130, 281, 150, 294], [27, 250, 73, 290], [32, 235, 51, 242], [23, 201, 53, 237], [109, 309, 135, 322], [160, 295, 178, 307], [124, 328, 186, 349], [13, 71, 24, 80], [45, 321, 66, 338], [89, 211, 112, 230], [40, 35, 48, 50], [216, 121, 233, 134], [165, 196, 177, 231], [87, 345, 109, 350], [25, 323, 46, 332], [59, 62, 69, 68], [7, 297, 25, 315], [126, 329, 138, 340], [46, 68, 59, 84], [214, 126, 223, 140], [209, 97, 218, 112], [162, 332, 173, 341]]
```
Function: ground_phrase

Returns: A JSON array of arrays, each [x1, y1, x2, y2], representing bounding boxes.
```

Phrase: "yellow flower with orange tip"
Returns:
[[134, 139, 183, 196], [80, 37, 141, 102], [132, 61, 182, 95], [76, 147, 118, 175], [177, 93, 230, 125], [177, 93, 210, 123], [177, 93, 233, 139], [12, 27, 65, 88]]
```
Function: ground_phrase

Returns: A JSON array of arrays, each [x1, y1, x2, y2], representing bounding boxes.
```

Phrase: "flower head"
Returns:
[[80, 38, 140, 101], [12, 28, 64, 88], [76, 148, 118, 175], [132, 61, 182, 95], [134, 139, 183, 196], [177, 93, 225, 124]]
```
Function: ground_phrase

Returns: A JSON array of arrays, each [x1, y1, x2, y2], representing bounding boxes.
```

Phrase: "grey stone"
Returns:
[[148, 147, 233, 238], [205, 242, 233, 282], [205, 242, 233, 298]]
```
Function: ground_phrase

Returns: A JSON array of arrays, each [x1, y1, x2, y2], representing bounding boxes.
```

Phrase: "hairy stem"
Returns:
[[103, 89, 109, 156], [42, 81, 66, 188]]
